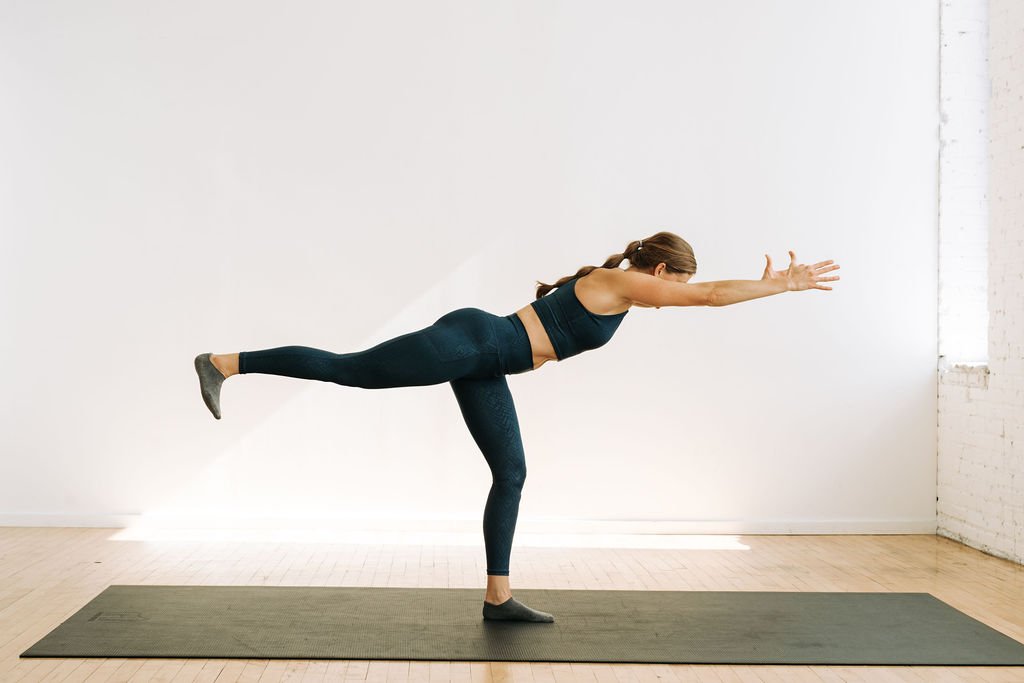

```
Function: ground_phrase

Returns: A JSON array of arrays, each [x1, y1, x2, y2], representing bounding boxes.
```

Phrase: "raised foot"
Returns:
[[194, 353, 226, 420], [209, 354, 229, 378]]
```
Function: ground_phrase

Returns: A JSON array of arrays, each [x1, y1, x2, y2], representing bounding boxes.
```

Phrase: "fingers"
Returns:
[[776, 252, 840, 291], [787, 255, 842, 270]]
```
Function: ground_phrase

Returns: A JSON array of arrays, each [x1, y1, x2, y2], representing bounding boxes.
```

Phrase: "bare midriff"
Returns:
[[512, 304, 557, 371]]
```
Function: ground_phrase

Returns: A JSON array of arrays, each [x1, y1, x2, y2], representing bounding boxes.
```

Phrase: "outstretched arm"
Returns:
[[707, 278, 788, 307], [709, 250, 840, 307]]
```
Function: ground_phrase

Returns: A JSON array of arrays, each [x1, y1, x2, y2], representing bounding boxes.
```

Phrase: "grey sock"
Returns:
[[194, 353, 225, 420], [482, 597, 555, 623]]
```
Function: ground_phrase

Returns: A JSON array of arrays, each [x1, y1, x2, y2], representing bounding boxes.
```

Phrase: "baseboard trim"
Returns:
[[0, 512, 938, 535]]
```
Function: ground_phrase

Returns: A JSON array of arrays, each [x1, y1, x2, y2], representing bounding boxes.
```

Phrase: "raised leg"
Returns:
[[236, 321, 480, 389]]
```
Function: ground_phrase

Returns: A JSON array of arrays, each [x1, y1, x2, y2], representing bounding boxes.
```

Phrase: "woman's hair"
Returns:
[[535, 231, 697, 299]]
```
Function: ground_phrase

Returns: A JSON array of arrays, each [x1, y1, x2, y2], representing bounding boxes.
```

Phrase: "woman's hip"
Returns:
[[430, 308, 533, 377]]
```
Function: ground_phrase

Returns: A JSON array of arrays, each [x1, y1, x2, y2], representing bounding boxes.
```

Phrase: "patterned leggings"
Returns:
[[237, 308, 536, 576]]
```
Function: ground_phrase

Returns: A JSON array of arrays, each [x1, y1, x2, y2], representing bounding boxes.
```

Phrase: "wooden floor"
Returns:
[[1, 529, 1023, 683]]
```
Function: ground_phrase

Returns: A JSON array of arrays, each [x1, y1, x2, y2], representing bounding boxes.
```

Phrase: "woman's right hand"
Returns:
[[778, 250, 840, 292]]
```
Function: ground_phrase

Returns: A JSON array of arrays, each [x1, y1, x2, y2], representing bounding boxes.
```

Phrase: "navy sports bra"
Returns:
[[530, 276, 629, 361]]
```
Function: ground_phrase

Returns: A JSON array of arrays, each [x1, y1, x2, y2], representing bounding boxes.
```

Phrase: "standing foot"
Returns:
[[482, 596, 555, 623]]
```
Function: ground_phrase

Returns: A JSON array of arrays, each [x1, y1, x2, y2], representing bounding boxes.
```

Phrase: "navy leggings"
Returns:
[[237, 308, 535, 577]]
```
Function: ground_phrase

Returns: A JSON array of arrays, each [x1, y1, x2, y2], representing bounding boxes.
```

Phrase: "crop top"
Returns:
[[530, 276, 629, 361]]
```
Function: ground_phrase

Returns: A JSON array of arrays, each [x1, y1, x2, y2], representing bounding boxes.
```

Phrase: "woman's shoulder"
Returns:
[[584, 266, 633, 295], [594, 267, 711, 308], [578, 268, 633, 314]]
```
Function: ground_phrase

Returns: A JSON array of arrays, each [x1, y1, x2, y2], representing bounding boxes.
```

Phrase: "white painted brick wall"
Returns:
[[939, 0, 990, 364], [937, 0, 1024, 566]]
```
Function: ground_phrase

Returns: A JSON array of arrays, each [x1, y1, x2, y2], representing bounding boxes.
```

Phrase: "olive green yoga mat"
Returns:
[[20, 585, 1024, 665]]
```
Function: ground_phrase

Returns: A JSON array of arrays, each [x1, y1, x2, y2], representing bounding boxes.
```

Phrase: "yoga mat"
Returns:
[[21, 585, 1024, 665]]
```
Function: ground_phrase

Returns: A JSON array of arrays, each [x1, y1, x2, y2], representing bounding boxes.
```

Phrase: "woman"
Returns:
[[193, 231, 840, 623]]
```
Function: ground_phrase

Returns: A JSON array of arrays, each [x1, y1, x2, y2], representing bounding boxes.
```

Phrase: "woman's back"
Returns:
[[527, 275, 629, 362]]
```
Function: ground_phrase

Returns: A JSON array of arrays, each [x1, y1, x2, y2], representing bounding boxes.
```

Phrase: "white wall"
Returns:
[[937, 0, 1024, 565], [0, 0, 939, 536]]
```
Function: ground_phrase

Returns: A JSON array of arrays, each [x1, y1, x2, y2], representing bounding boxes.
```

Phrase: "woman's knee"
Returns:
[[494, 462, 527, 489]]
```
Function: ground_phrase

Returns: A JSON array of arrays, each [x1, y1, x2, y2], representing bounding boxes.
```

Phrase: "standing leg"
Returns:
[[449, 376, 554, 623]]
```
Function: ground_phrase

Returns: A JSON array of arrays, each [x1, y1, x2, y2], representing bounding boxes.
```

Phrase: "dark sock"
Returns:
[[194, 353, 225, 419], [482, 597, 555, 623]]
